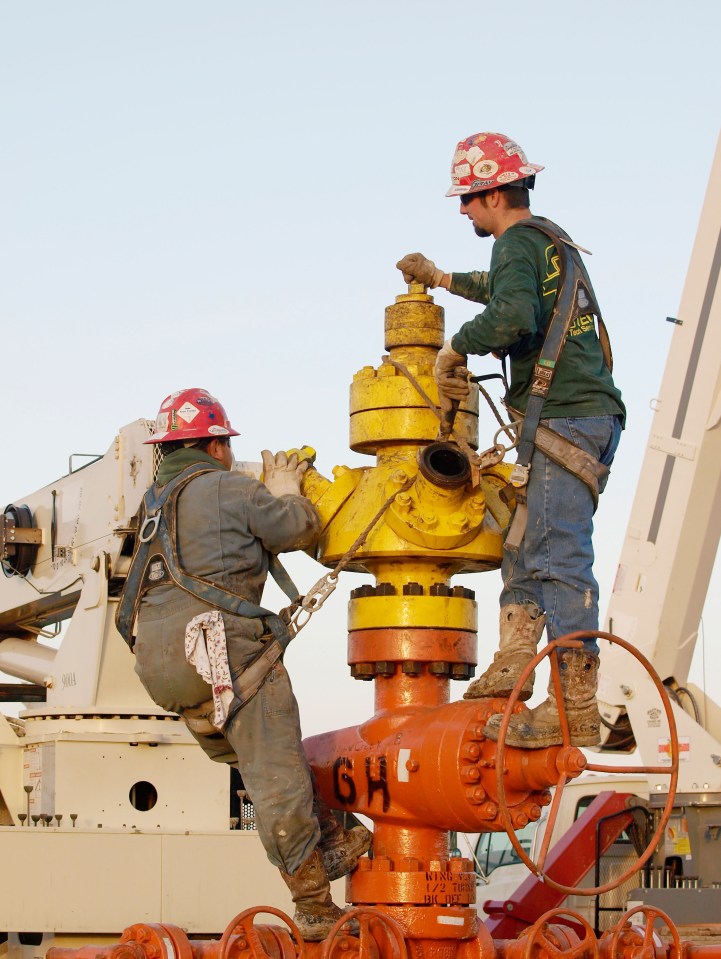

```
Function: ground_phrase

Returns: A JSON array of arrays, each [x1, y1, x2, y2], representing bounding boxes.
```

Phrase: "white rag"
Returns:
[[185, 610, 235, 729]]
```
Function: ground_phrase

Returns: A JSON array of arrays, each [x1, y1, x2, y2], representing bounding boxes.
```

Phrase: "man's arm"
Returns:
[[447, 271, 490, 304], [243, 451, 321, 554], [450, 236, 541, 357], [246, 481, 320, 554], [396, 252, 490, 303]]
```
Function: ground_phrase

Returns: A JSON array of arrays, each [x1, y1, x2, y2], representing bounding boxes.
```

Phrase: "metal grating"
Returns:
[[596, 853, 644, 930], [142, 419, 165, 480]]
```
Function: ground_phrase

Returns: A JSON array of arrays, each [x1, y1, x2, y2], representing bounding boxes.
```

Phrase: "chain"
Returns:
[[384, 356, 517, 469], [284, 475, 416, 636]]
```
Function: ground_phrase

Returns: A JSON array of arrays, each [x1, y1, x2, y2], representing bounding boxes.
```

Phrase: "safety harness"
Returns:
[[502, 216, 615, 551], [115, 463, 300, 726]]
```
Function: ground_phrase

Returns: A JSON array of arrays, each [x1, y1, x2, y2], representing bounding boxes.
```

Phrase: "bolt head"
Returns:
[[449, 511, 469, 531]]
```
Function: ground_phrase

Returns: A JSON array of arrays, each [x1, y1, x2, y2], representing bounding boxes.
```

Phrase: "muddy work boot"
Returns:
[[280, 848, 350, 941], [313, 785, 372, 880], [482, 649, 601, 749], [464, 604, 546, 702], [319, 820, 372, 881]]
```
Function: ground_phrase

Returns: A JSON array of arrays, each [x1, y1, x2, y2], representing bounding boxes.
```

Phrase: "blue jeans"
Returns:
[[500, 415, 622, 655]]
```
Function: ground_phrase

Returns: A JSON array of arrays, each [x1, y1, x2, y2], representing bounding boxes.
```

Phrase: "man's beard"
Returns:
[[474, 226, 491, 238]]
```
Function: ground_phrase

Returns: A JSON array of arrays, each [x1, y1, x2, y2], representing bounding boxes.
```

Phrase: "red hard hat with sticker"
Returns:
[[145, 388, 240, 444], [446, 132, 544, 197]]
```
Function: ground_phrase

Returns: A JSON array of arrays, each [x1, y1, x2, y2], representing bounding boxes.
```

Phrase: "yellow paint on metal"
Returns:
[[301, 464, 364, 534], [349, 594, 477, 632], [306, 465, 506, 573], [349, 290, 479, 453], [297, 283, 514, 629], [384, 287, 445, 349]]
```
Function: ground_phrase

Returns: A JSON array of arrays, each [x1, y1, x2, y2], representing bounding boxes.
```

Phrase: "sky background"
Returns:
[[1, 1, 720, 736]]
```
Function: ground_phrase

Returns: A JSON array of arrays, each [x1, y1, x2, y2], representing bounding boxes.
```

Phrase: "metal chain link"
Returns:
[[284, 475, 416, 636], [384, 355, 517, 469]]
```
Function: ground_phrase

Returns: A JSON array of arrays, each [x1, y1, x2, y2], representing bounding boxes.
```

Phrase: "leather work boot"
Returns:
[[280, 848, 351, 941], [482, 649, 601, 749], [313, 784, 373, 880], [464, 604, 546, 702], [319, 820, 373, 881]]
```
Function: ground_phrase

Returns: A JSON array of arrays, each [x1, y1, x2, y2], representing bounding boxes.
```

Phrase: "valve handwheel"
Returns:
[[218, 907, 306, 959], [494, 632, 679, 896], [320, 907, 408, 959], [603, 905, 681, 959], [520, 909, 598, 959]]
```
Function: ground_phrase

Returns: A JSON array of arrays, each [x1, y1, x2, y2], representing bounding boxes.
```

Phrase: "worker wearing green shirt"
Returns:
[[397, 132, 625, 750]]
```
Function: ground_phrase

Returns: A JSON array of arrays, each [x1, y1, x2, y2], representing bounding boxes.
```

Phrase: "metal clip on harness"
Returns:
[[138, 515, 161, 544]]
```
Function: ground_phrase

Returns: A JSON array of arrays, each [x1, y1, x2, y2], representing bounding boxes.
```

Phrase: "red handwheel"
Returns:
[[494, 632, 679, 897]]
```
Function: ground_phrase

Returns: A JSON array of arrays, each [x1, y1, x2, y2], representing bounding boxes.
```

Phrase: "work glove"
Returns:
[[261, 450, 309, 498], [396, 252, 445, 289], [434, 339, 470, 405]]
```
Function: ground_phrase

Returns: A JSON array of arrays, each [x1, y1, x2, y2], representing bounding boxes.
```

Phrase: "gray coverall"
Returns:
[[133, 456, 321, 874]]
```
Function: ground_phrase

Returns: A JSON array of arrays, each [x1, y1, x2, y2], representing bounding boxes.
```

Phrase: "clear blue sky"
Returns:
[[1, 1, 720, 731]]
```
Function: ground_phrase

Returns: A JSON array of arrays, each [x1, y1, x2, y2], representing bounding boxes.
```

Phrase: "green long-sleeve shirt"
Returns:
[[449, 220, 625, 424]]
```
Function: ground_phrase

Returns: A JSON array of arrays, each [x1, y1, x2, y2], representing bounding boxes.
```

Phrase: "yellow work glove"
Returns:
[[396, 252, 445, 288], [434, 340, 470, 412], [261, 450, 309, 497]]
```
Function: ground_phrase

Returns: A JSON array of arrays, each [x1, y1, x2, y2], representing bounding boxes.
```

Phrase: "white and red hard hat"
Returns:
[[145, 388, 240, 444], [446, 132, 544, 197]]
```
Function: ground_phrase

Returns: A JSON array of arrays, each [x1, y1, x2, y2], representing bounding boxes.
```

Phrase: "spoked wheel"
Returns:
[[520, 908, 598, 959], [494, 631, 679, 896], [602, 904, 681, 959], [218, 906, 306, 959], [320, 907, 408, 959]]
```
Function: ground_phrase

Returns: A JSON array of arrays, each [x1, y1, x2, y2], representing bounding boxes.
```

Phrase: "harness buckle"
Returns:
[[301, 573, 338, 613], [509, 464, 530, 489], [138, 515, 161, 544], [284, 574, 339, 637]]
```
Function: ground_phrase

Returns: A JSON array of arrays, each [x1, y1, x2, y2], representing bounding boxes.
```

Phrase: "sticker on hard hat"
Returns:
[[177, 402, 199, 423], [155, 412, 169, 432], [503, 140, 527, 161], [454, 162, 471, 179], [519, 165, 537, 176], [208, 425, 230, 435], [473, 160, 498, 178], [497, 171, 519, 183]]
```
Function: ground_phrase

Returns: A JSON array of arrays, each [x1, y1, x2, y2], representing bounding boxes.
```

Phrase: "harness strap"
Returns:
[[535, 424, 609, 507], [513, 217, 612, 475], [116, 464, 294, 652], [503, 217, 614, 550]]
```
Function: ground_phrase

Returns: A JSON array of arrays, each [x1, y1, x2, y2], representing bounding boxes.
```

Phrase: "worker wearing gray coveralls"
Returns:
[[120, 388, 371, 941]]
